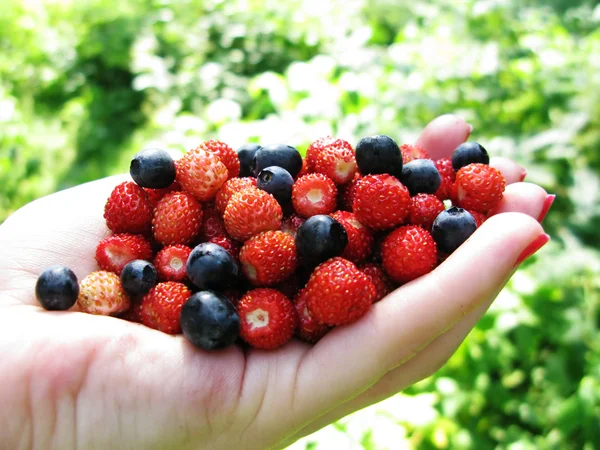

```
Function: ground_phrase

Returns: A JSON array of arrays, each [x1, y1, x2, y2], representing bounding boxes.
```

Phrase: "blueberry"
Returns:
[[237, 143, 262, 178], [186, 243, 239, 291], [130, 148, 176, 189], [180, 291, 240, 350], [431, 207, 477, 254], [253, 144, 303, 178], [355, 135, 403, 178], [257, 166, 294, 205], [295, 215, 348, 266], [35, 265, 79, 311], [120, 260, 157, 297], [452, 142, 489, 172], [401, 159, 442, 196]]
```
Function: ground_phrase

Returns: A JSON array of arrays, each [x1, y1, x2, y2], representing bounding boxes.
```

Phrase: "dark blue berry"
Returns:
[[431, 207, 477, 254], [120, 260, 157, 297], [355, 135, 403, 178], [35, 265, 79, 311], [295, 215, 348, 266], [253, 144, 303, 178], [237, 143, 262, 178], [130, 148, 176, 189], [452, 142, 489, 172], [401, 159, 442, 196], [257, 166, 294, 206], [180, 291, 240, 350], [186, 243, 239, 291]]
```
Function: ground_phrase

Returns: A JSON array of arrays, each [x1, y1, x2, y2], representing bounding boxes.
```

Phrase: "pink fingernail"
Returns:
[[466, 123, 473, 138], [513, 233, 550, 267], [519, 167, 527, 182], [537, 194, 555, 223]]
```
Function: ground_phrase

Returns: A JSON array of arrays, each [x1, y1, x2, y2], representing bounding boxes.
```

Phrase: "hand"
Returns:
[[0, 115, 551, 450]]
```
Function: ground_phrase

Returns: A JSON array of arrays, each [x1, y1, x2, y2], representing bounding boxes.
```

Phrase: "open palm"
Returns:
[[0, 115, 550, 450]]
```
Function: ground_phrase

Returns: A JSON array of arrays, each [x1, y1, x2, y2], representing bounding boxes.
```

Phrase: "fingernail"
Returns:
[[519, 167, 527, 182], [537, 194, 555, 223], [514, 233, 550, 267], [466, 123, 473, 138]]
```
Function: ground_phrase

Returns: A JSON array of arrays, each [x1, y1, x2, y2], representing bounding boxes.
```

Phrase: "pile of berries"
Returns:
[[35, 137, 505, 351]]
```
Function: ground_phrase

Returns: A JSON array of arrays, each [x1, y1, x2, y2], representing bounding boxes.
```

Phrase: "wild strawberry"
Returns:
[[198, 203, 227, 242], [330, 210, 374, 263], [77, 271, 131, 315], [176, 148, 228, 201], [337, 173, 361, 211], [296, 157, 311, 179], [359, 263, 394, 303], [281, 214, 306, 238], [408, 194, 445, 230], [292, 173, 338, 218], [400, 143, 430, 164], [381, 225, 438, 283], [223, 187, 283, 241], [353, 174, 411, 230], [144, 180, 182, 207], [434, 158, 455, 201], [208, 235, 241, 262], [311, 137, 357, 185], [119, 301, 144, 323], [152, 191, 203, 245], [306, 136, 353, 171], [305, 257, 375, 326], [239, 231, 297, 286], [154, 245, 192, 282], [95, 233, 153, 275], [452, 163, 505, 213], [104, 181, 153, 234], [215, 177, 257, 214], [195, 140, 240, 179], [294, 288, 330, 343], [274, 270, 305, 300], [139, 282, 191, 334], [466, 209, 487, 228], [237, 288, 298, 349]]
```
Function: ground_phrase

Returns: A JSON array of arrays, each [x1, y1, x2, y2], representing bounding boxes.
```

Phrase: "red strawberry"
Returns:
[[452, 163, 505, 213], [144, 180, 182, 207], [95, 233, 153, 275], [223, 187, 283, 241], [215, 177, 257, 215], [296, 157, 311, 179], [306, 136, 353, 172], [208, 235, 241, 262], [77, 271, 131, 315], [434, 158, 455, 201], [311, 138, 357, 185], [239, 231, 297, 286], [274, 271, 305, 300], [152, 191, 203, 245], [400, 144, 430, 164], [139, 281, 191, 334], [359, 263, 394, 303], [466, 209, 487, 228], [292, 173, 338, 218], [353, 174, 411, 230], [408, 194, 445, 230], [198, 203, 227, 242], [294, 288, 330, 343], [195, 140, 240, 179], [237, 288, 298, 349], [154, 244, 192, 282], [305, 257, 375, 326], [337, 173, 361, 211], [381, 225, 438, 283], [176, 148, 228, 201], [119, 300, 143, 323], [104, 181, 153, 234], [330, 210, 374, 263], [281, 213, 306, 238]]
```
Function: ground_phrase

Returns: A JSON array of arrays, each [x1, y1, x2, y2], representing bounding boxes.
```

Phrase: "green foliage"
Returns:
[[1, 0, 599, 448]]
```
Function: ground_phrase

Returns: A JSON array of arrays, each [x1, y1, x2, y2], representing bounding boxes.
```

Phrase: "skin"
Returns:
[[0, 115, 550, 450]]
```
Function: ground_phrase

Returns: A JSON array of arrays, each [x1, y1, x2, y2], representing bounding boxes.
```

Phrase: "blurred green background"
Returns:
[[1, 0, 599, 448]]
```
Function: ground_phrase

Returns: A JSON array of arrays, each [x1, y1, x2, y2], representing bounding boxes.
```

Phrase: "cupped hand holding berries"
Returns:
[[0, 114, 553, 450]]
